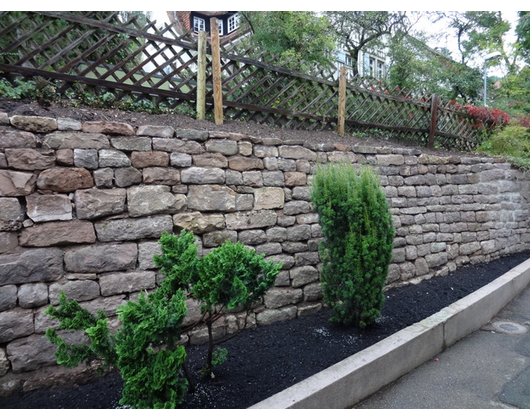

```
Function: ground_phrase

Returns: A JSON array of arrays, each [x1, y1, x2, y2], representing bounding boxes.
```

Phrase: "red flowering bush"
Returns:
[[463, 105, 511, 130]]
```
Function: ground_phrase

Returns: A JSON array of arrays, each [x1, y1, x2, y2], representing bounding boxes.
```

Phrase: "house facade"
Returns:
[[167, 11, 242, 44]]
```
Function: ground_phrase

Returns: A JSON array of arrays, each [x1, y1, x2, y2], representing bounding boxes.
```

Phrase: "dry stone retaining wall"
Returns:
[[1, 113, 529, 394]]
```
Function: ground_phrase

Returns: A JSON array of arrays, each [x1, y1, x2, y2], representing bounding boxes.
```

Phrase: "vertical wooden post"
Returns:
[[196, 31, 207, 120], [338, 66, 346, 136], [210, 17, 223, 125], [428, 94, 439, 149]]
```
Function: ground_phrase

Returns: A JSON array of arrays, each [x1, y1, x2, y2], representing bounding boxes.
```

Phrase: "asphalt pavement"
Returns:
[[355, 285, 530, 409]]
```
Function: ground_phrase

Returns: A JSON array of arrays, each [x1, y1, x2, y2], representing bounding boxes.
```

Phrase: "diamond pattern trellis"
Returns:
[[0, 11, 487, 151]]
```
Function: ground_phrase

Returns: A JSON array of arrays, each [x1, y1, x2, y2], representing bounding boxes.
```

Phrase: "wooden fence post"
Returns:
[[338, 66, 346, 136], [196, 31, 206, 120], [210, 17, 223, 125], [428, 94, 439, 149]]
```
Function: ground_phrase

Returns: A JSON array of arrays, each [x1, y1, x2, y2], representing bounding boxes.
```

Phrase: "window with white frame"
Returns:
[[228, 13, 240, 33], [218, 19, 224, 36], [366, 55, 385, 79], [193, 16, 205, 33]]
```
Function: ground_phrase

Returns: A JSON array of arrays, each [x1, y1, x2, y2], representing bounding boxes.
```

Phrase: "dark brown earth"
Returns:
[[1, 251, 529, 409], [0, 98, 482, 159], [0, 98, 520, 409]]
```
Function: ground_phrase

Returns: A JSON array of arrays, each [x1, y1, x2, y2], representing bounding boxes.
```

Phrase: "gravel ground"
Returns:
[[1, 251, 529, 409]]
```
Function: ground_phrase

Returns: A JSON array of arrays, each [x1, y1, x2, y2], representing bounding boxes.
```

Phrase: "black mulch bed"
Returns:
[[2, 251, 529, 409]]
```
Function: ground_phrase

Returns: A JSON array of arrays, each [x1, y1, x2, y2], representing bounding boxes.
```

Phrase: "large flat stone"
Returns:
[[26, 194, 72, 222], [74, 188, 126, 220], [37, 168, 93, 192], [0, 248, 63, 286], [64, 243, 137, 273], [94, 215, 173, 242], [19, 220, 96, 247]]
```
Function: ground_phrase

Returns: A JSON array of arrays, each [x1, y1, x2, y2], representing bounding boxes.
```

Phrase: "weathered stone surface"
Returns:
[[228, 156, 264, 171], [74, 188, 126, 219], [187, 185, 236, 211], [137, 125, 174, 138], [114, 167, 142, 187], [0, 232, 18, 254], [57, 117, 82, 131], [256, 306, 297, 326], [0, 309, 34, 343], [127, 185, 183, 217], [176, 128, 208, 140], [181, 167, 225, 184], [0, 346, 8, 377], [82, 121, 135, 136], [5, 149, 55, 170], [290, 265, 319, 287], [278, 145, 317, 161], [130, 151, 168, 168], [99, 271, 156, 296], [192, 152, 228, 168], [138, 241, 162, 270], [64, 243, 137, 273], [43, 132, 110, 150], [254, 187, 285, 210], [0, 170, 36, 196], [0, 197, 24, 231], [142, 167, 180, 185], [284, 171, 307, 186], [0, 126, 37, 148], [238, 229, 267, 245], [10, 115, 57, 133], [110, 136, 151, 152], [205, 139, 238, 155], [6, 334, 57, 372], [173, 212, 225, 234], [98, 149, 131, 167], [55, 149, 74, 165], [37, 168, 93, 192], [73, 149, 98, 169], [95, 215, 173, 242], [169, 152, 192, 167], [26, 194, 72, 224], [303, 282, 323, 301], [202, 230, 237, 247], [17, 283, 48, 308], [377, 154, 405, 166], [0, 248, 63, 286], [225, 210, 277, 230], [0, 285, 17, 311], [264, 287, 303, 309], [19, 220, 96, 247], [153, 138, 203, 154], [49, 280, 100, 304], [284, 200, 313, 215], [93, 168, 114, 188]]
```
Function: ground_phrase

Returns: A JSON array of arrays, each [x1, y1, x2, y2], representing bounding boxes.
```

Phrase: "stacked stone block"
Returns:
[[1, 113, 529, 395]]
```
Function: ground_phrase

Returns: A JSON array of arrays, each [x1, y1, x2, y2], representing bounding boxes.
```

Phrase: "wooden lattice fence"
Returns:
[[0, 11, 485, 151]]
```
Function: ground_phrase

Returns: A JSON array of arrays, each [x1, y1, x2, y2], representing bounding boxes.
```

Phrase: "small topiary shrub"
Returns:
[[311, 163, 394, 327]]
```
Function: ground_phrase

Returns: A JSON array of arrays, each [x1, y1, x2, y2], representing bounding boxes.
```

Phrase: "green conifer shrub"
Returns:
[[46, 230, 282, 406], [193, 240, 283, 376], [311, 163, 394, 327], [45, 230, 197, 409]]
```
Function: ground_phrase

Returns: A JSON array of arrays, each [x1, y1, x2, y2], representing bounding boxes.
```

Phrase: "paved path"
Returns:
[[355, 285, 530, 409]]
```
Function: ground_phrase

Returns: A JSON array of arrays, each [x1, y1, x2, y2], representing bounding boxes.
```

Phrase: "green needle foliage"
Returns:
[[154, 232, 282, 377], [311, 163, 394, 327], [46, 230, 282, 406]]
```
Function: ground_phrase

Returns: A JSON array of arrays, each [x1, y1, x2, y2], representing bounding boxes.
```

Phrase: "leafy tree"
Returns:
[[239, 11, 337, 69], [311, 163, 394, 328], [324, 11, 413, 77], [516, 12, 530, 63]]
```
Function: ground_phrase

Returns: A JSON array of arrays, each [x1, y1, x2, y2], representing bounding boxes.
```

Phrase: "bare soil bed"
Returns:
[[1, 251, 529, 409]]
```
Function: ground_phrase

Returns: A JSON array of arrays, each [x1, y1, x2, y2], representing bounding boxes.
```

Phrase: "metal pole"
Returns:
[[483, 60, 487, 107]]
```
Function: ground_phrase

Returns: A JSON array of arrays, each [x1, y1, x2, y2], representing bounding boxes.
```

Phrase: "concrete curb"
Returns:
[[248, 258, 530, 409]]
